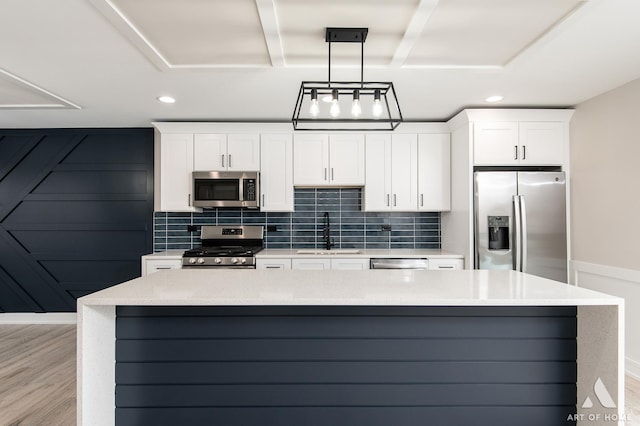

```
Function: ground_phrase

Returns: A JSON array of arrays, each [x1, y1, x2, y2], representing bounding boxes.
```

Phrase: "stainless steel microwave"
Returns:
[[192, 171, 259, 208]]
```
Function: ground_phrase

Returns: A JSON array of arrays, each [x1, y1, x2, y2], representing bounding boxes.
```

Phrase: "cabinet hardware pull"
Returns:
[[324, 168, 327, 181], [262, 194, 265, 205], [393, 194, 397, 207], [514, 145, 518, 160], [188, 194, 191, 206], [420, 194, 424, 207], [221, 154, 225, 167], [156, 267, 172, 270], [229, 154, 232, 168], [386, 194, 390, 207], [438, 265, 454, 269], [331, 168, 334, 181], [522, 145, 526, 160]]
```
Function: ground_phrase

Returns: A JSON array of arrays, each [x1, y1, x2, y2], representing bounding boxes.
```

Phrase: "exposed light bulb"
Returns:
[[330, 100, 340, 118], [372, 89, 383, 118], [310, 99, 320, 117], [351, 100, 361, 117], [329, 89, 340, 118], [351, 89, 361, 117], [309, 89, 319, 117]]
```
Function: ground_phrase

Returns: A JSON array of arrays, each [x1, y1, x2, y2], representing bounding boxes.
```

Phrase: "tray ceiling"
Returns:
[[1, 0, 640, 127], [96, 0, 584, 69]]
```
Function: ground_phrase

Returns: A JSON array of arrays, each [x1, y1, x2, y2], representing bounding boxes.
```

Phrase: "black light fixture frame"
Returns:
[[292, 27, 403, 131]]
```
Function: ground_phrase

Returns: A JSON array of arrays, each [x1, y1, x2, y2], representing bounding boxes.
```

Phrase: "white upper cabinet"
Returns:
[[194, 133, 260, 171], [364, 134, 417, 211], [193, 133, 225, 170], [293, 134, 329, 185], [418, 133, 451, 212], [155, 133, 200, 212], [518, 122, 565, 165], [293, 134, 365, 186], [473, 122, 519, 166], [473, 121, 565, 166], [328, 134, 365, 185], [260, 134, 294, 212]]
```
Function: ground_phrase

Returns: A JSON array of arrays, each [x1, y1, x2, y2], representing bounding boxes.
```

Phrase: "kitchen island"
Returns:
[[78, 269, 624, 426]]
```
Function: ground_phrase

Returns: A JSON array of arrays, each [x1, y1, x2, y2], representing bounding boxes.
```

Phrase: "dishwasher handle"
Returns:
[[370, 258, 429, 270]]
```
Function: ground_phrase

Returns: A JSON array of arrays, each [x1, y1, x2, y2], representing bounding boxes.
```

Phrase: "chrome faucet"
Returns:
[[323, 212, 334, 250]]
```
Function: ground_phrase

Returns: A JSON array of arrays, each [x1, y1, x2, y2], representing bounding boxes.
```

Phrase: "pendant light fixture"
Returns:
[[292, 28, 403, 131]]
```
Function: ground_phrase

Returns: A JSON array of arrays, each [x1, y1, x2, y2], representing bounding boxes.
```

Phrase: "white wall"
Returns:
[[570, 77, 640, 378]]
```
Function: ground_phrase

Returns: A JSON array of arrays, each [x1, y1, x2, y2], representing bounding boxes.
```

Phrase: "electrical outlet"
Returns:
[[381, 224, 392, 231]]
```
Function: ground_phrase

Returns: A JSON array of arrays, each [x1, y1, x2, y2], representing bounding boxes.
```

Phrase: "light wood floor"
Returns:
[[0, 325, 639, 425]]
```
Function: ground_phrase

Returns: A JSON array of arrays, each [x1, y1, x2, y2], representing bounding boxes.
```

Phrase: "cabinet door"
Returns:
[[292, 258, 331, 270], [473, 122, 519, 166], [390, 134, 418, 211], [364, 134, 392, 211], [329, 134, 365, 185], [227, 133, 261, 171], [194, 134, 226, 171], [293, 134, 329, 185], [331, 258, 369, 270], [158, 133, 198, 211], [518, 122, 565, 165], [260, 134, 293, 212], [418, 133, 451, 211]]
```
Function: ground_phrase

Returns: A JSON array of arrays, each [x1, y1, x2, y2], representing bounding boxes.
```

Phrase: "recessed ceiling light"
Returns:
[[157, 96, 176, 104], [485, 95, 504, 103]]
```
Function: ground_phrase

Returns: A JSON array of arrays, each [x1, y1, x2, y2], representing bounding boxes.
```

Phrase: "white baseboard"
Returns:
[[0, 313, 77, 324], [572, 260, 640, 381]]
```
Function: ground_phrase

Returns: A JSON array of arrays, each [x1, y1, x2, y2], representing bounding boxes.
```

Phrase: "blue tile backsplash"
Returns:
[[154, 188, 440, 252]]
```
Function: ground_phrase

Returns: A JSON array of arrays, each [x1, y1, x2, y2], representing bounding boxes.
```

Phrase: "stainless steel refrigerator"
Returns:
[[474, 171, 567, 282]]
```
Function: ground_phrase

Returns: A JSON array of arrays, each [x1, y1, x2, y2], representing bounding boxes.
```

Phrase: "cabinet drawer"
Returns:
[[256, 258, 292, 270], [428, 258, 464, 270], [143, 259, 182, 276]]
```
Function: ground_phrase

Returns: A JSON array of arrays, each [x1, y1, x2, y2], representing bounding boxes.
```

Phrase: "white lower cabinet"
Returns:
[[428, 258, 464, 270], [256, 258, 292, 270], [289, 258, 370, 270]]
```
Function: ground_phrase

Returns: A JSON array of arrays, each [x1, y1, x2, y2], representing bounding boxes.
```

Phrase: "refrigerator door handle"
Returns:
[[520, 195, 528, 273], [513, 195, 522, 272]]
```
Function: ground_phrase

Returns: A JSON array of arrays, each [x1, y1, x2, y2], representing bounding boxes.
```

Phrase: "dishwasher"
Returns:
[[370, 258, 429, 269]]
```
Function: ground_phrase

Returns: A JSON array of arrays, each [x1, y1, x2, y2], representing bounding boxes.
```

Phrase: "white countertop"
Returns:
[[78, 269, 622, 307], [143, 249, 464, 259], [256, 249, 463, 259]]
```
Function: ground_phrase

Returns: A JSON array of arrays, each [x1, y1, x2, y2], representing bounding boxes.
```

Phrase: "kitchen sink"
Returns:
[[296, 249, 361, 255]]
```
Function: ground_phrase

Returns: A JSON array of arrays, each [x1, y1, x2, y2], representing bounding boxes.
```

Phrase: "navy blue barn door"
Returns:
[[0, 129, 153, 312]]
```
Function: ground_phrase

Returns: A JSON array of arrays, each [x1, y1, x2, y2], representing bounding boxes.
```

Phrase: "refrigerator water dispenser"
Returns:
[[488, 216, 509, 250]]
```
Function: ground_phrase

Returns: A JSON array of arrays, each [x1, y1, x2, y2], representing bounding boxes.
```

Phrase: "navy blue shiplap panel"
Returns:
[[0, 129, 153, 311], [115, 306, 577, 426]]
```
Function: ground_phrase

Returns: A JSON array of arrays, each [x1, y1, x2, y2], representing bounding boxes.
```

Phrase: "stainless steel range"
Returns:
[[182, 225, 264, 269]]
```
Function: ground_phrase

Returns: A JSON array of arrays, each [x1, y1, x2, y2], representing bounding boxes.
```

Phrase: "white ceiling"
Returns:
[[1, 0, 639, 128]]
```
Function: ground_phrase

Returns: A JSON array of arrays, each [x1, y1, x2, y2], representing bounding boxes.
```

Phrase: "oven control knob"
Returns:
[[240, 258, 247, 264], [231, 257, 238, 264], [189, 258, 197, 265], [214, 258, 222, 264], [197, 258, 205, 264]]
